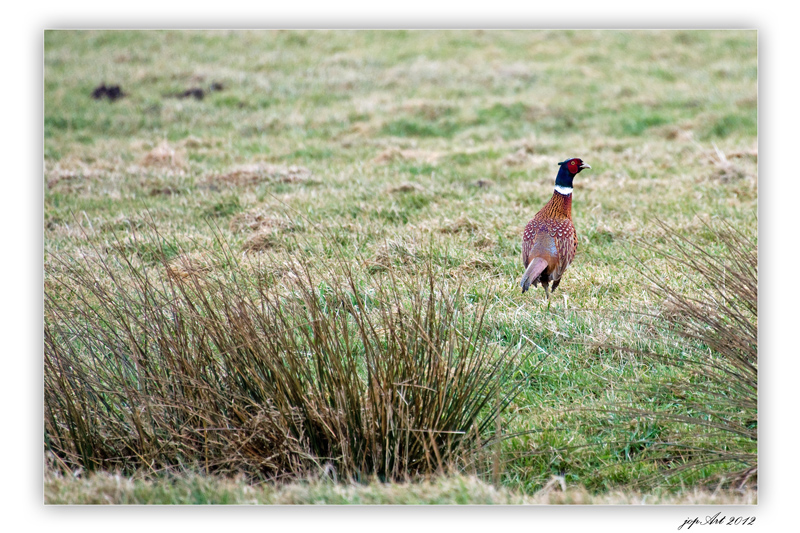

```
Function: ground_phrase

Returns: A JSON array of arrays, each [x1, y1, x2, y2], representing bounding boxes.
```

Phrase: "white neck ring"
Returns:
[[554, 185, 573, 195]]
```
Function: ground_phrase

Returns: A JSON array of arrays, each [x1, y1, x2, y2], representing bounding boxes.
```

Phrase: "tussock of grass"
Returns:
[[210, 163, 312, 187], [600, 218, 757, 489], [45, 226, 522, 482]]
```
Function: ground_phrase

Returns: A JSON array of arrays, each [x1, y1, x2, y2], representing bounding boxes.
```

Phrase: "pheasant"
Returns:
[[520, 157, 591, 299]]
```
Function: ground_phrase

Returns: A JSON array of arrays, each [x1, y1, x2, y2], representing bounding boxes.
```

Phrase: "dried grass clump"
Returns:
[[501, 146, 536, 167], [165, 252, 213, 281], [229, 209, 297, 234], [242, 229, 279, 253], [704, 144, 757, 183], [140, 140, 187, 170], [373, 147, 441, 164], [45, 227, 520, 482], [45, 156, 120, 189], [46, 159, 91, 189], [210, 163, 311, 187], [500, 139, 552, 168], [439, 215, 480, 235]]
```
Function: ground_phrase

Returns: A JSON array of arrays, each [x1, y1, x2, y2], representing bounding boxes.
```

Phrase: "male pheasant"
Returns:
[[520, 157, 590, 298]]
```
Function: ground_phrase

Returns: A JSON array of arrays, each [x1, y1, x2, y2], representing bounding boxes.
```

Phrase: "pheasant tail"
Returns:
[[520, 257, 548, 293]]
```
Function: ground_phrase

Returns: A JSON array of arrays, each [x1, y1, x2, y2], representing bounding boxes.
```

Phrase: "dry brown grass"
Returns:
[[44, 469, 757, 505], [373, 147, 442, 164], [45, 226, 523, 483], [242, 229, 280, 252], [165, 252, 213, 281], [210, 163, 312, 187], [139, 140, 187, 170], [229, 209, 298, 234], [438, 215, 480, 235]]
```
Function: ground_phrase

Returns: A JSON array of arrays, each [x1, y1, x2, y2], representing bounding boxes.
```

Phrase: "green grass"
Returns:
[[44, 29, 757, 503]]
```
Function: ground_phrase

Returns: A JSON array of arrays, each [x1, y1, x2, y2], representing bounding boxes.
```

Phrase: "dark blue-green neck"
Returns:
[[554, 164, 576, 188]]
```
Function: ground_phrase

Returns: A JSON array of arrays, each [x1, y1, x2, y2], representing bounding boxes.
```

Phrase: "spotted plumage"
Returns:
[[520, 158, 590, 298]]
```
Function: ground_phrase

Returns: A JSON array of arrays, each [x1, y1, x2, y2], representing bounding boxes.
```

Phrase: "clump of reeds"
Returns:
[[44, 225, 521, 483], [608, 217, 757, 489]]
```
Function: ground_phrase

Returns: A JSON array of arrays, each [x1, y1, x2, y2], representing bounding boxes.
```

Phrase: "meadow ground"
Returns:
[[44, 30, 757, 504]]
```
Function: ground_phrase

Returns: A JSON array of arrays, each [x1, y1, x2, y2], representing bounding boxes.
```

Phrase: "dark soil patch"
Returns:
[[91, 83, 125, 101]]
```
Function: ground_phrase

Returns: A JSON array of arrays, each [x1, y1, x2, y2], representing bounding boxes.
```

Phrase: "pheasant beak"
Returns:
[[579, 163, 591, 170]]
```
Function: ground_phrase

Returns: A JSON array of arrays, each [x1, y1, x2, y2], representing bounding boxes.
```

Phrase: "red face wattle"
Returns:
[[567, 159, 580, 174]]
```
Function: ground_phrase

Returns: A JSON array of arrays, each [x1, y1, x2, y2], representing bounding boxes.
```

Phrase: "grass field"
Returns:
[[43, 30, 757, 504], [44, 470, 756, 505]]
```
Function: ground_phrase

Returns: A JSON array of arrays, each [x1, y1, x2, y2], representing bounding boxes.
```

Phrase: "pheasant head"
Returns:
[[554, 158, 591, 195]]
